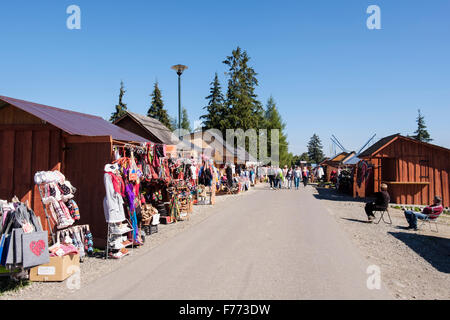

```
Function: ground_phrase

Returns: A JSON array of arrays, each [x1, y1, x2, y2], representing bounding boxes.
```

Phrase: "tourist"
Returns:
[[286, 167, 294, 189], [294, 166, 302, 190], [276, 166, 283, 190], [364, 183, 390, 222], [403, 196, 444, 231], [268, 166, 275, 189], [282, 165, 289, 189], [302, 167, 309, 187]]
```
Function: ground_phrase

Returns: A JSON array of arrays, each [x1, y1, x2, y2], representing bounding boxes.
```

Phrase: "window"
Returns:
[[419, 160, 429, 181]]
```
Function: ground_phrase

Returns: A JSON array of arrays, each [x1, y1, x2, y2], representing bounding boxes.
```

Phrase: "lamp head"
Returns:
[[171, 64, 188, 76]]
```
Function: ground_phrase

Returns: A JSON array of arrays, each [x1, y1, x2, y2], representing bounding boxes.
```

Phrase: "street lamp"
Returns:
[[171, 64, 188, 137]]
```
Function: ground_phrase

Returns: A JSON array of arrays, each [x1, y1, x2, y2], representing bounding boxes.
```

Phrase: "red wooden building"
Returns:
[[0, 96, 147, 245], [353, 134, 450, 207]]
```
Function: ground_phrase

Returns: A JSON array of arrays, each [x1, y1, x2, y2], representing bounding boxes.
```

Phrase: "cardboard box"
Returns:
[[159, 216, 173, 224], [29, 254, 80, 282]]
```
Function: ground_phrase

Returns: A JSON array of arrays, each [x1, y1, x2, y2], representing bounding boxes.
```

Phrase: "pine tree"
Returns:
[[110, 81, 128, 122], [412, 109, 432, 142], [181, 107, 191, 132], [307, 134, 324, 164], [147, 82, 173, 130], [223, 47, 265, 132], [201, 73, 227, 132], [299, 152, 310, 162], [265, 96, 289, 166]]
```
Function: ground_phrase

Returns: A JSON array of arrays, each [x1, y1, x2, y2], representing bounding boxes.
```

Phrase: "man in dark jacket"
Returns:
[[365, 183, 390, 222], [226, 164, 233, 188]]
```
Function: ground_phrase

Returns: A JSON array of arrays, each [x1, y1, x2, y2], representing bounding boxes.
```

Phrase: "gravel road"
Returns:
[[314, 186, 450, 300], [4, 184, 445, 300], [0, 187, 256, 300]]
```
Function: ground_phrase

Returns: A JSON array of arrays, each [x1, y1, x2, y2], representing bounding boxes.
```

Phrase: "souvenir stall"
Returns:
[[103, 143, 150, 259], [102, 142, 194, 258]]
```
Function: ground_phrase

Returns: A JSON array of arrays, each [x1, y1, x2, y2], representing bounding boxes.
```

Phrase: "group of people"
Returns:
[[264, 165, 311, 190], [364, 183, 444, 230]]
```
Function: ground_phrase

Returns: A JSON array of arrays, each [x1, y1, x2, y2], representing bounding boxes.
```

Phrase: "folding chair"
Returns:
[[374, 208, 392, 225], [419, 214, 440, 233]]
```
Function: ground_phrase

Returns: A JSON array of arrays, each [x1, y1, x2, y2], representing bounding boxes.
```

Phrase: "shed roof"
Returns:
[[359, 133, 450, 158], [358, 134, 400, 158], [0, 95, 148, 142], [115, 111, 179, 145], [182, 131, 257, 162]]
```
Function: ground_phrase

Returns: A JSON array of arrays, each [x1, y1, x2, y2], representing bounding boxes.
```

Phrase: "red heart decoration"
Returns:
[[30, 240, 45, 256]]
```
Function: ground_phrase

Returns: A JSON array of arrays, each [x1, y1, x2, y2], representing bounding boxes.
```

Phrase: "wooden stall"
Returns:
[[0, 96, 147, 246], [355, 134, 450, 207]]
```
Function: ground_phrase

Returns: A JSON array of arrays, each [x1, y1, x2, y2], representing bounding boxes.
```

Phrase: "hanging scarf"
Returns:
[[106, 172, 125, 197], [153, 146, 160, 168]]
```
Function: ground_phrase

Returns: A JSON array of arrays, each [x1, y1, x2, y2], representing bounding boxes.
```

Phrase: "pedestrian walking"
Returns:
[[268, 166, 275, 189], [302, 167, 309, 187], [282, 165, 288, 189], [276, 166, 283, 190], [294, 166, 302, 190], [286, 167, 294, 189]]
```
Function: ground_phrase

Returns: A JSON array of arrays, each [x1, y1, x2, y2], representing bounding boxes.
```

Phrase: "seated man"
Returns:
[[404, 196, 444, 231], [365, 183, 390, 222]]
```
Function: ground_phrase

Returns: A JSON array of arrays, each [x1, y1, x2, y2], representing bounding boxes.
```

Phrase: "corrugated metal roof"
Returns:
[[0, 95, 148, 142], [116, 111, 179, 145]]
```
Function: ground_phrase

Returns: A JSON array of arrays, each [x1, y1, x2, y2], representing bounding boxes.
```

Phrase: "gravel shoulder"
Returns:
[[0, 186, 259, 300], [313, 186, 450, 300]]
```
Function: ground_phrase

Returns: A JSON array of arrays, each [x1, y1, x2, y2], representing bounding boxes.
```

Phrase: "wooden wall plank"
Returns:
[[13, 131, 33, 204], [49, 130, 62, 171], [0, 130, 15, 200], [64, 140, 112, 247], [31, 130, 51, 231]]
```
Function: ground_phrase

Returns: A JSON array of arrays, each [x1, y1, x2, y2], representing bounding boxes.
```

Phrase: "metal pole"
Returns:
[[178, 72, 181, 136]]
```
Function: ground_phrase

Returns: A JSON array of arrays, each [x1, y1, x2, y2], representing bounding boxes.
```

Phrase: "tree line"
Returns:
[[108, 47, 433, 168], [109, 80, 191, 132]]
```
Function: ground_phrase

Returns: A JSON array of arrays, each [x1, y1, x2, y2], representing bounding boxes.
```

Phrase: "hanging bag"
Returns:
[[21, 231, 50, 269], [0, 216, 14, 266], [13, 228, 24, 265]]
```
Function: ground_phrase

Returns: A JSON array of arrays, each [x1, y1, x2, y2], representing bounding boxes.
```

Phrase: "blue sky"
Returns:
[[1, 0, 449, 155]]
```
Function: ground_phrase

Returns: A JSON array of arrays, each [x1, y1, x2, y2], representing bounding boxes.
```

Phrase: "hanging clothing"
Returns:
[[103, 173, 126, 223]]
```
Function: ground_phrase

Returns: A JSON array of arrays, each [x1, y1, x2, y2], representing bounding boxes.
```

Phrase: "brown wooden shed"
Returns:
[[354, 134, 450, 207], [114, 111, 178, 145], [0, 96, 147, 246]]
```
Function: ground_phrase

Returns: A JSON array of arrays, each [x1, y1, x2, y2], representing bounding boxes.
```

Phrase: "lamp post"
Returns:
[[171, 64, 188, 137]]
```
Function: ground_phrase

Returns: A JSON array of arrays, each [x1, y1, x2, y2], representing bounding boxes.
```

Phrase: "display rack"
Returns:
[[105, 219, 134, 260], [36, 184, 56, 244]]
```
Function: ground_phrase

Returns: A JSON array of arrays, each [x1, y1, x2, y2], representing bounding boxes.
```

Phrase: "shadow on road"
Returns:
[[388, 231, 450, 274], [341, 217, 372, 224], [313, 187, 365, 203]]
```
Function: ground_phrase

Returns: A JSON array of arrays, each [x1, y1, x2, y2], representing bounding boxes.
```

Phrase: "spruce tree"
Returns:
[[181, 107, 191, 132], [147, 82, 173, 130], [299, 152, 310, 162], [201, 73, 227, 132], [412, 109, 432, 142], [223, 47, 265, 132], [110, 81, 128, 122], [265, 96, 289, 166], [307, 134, 324, 164]]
